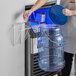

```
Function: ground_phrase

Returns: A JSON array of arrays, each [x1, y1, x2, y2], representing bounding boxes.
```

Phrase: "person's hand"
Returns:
[[23, 10, 32, 20], [62, 9, 73, 16]]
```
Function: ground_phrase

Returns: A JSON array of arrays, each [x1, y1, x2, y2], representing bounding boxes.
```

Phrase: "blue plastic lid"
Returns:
[[49, 5, 69, 25]]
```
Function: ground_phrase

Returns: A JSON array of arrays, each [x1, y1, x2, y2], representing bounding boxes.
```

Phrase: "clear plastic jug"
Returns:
[[37, 24, 65, 71]]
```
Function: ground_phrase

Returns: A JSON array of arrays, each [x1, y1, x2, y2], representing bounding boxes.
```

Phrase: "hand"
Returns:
[[23, 10, 32, 20], [62, 9, 73, 16]]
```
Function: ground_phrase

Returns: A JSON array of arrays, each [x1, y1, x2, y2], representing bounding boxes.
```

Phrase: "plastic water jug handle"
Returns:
[[59, 42, 67, 46]]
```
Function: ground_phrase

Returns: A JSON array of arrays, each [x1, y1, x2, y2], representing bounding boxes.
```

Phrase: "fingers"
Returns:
[[23, 11, 27, 20], [23, 11, 29, 20], [63, 9, 69, 15], [23, 11, 25, 20], [62, 9, 72, 16]]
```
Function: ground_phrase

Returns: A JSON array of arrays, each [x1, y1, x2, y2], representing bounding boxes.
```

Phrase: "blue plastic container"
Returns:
[[37, 24, 65, 71], [49, 5, 69, 25]]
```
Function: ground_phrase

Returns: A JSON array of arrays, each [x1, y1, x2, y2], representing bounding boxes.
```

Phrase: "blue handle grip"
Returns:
[[60, 42, 67, 46]]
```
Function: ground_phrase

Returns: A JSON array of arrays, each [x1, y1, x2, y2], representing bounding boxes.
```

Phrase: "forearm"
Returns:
[[72, 10, 76, 15], [30, 0, 48, 12]]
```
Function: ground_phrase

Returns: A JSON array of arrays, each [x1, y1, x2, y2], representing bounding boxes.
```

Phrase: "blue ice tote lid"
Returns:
[[49, 5, 69, 25]]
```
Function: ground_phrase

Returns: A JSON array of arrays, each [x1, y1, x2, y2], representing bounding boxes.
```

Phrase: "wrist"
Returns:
[[72, 10, 76, 15]]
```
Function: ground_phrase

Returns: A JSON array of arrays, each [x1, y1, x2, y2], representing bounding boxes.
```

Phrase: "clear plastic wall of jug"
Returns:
[[37, 24, 65, 71]]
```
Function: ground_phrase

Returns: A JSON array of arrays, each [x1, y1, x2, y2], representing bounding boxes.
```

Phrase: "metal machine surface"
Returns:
[[25, 1, 61, 76]]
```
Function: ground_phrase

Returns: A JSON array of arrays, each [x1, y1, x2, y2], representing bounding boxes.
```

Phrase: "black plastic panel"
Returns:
[[31, 53, 60, 76]]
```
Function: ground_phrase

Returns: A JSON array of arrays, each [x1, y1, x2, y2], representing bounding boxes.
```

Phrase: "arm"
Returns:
[[30, 0, 48, 12], [23, 0, 48, 20]]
